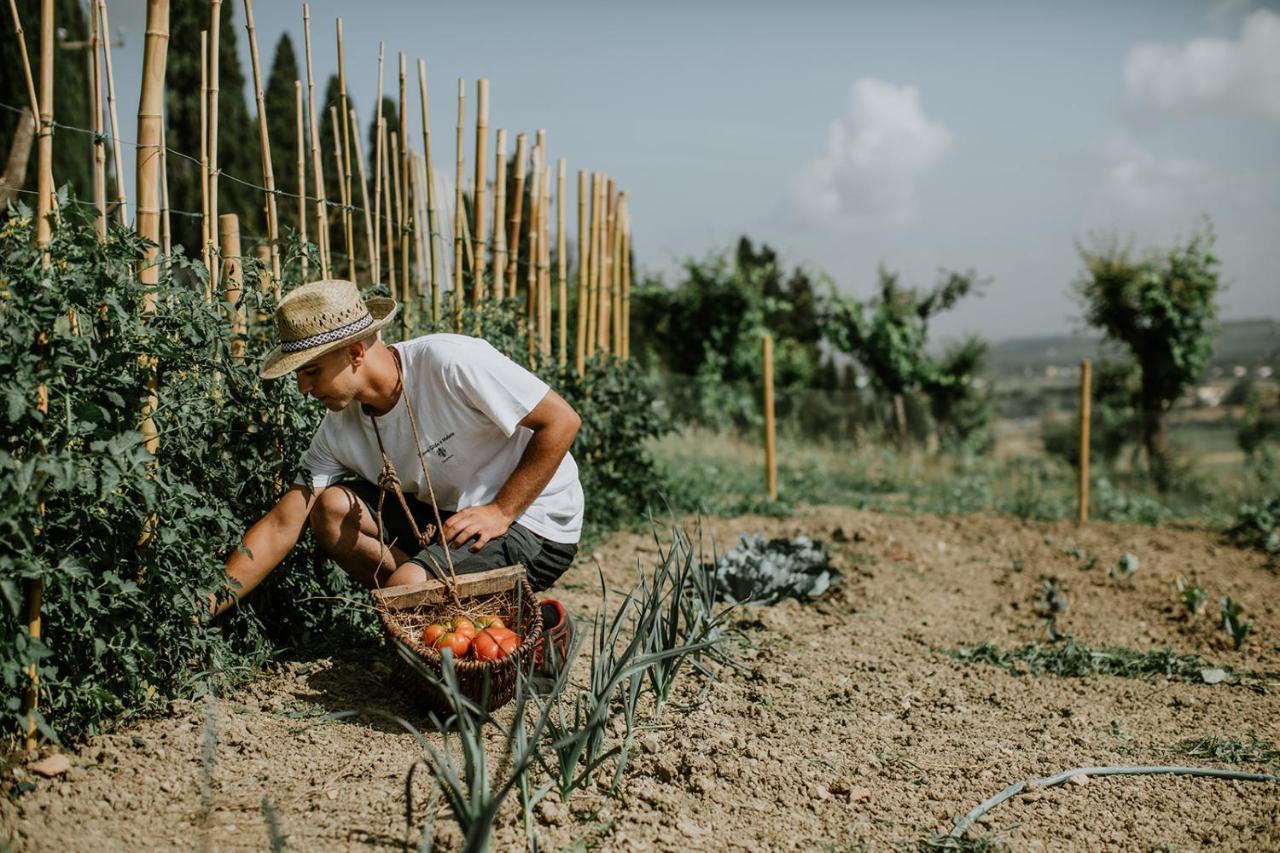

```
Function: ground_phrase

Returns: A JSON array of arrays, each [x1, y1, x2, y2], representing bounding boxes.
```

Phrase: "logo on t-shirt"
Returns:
[[424, 432, 455, 463]]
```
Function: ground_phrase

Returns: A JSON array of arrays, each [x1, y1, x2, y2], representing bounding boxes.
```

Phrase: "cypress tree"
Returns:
[[264, 33, 300, 235], [165, 0, 263, 256]]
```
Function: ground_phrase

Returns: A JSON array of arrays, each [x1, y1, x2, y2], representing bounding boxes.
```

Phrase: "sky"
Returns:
[[97, 0, 1280, 343]]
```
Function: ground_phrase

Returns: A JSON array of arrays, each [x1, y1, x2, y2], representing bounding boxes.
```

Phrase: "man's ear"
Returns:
[[346, 339, 368, 368]]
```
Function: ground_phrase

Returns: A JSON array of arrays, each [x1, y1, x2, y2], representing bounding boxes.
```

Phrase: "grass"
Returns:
[[946, 640, 1275, 688], [1168, 734, 1280, 768], [648, 426, 1271, 528]]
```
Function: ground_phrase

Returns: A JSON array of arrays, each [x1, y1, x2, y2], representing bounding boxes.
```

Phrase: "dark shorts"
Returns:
[[340, 479, 577, 593]]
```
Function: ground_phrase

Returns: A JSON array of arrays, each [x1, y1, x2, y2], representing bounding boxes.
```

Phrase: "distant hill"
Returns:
[[986, 319, 1279, 378]]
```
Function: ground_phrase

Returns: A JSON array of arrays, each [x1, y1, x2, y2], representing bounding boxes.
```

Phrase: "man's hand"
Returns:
[[443, 503, 514, 551]]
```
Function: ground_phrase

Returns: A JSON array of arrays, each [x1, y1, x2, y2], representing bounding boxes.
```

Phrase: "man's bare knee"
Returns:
[[309, 487, 364, 551]]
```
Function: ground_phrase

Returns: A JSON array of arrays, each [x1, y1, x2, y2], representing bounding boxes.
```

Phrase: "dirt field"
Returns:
[[3, 506, 1279, 851]]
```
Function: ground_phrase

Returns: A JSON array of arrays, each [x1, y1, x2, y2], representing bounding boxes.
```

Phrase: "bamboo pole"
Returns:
[[452, 78, 465, 330], [763, 334, 777, 501], [380, 120, 397, 303], [336, 18, 354, 282], [471, 78, 488, 302], [89, 0, 106, 237], [506, 133, 527, 299], [199, 32, 211, 281], [20, 0, 54, 756], [525, 147, 541, 364], [96, 0, 126, 224], [220, 214, 245, 364], [328, 105, 349, 275], [611, 190, 625, 355], [416, 59, 438, 323], [1078, 359, 1092, 525], [207, 0, 221, 261], [408, 148, 425, 300], [389, 125, 407, 339], [574, 169, 587, 373], [302, 3, 329, 277], [621, 202, 632, 360], [349, 107, 375, 289], [241, 0, 280, 280], [372, 43, 384, 283], [556, 158, 567, 367], [160, 122, 171, 257], [295, 81, 308, 278], [398, 53, 410, 320], [491, 129, 507, 301], [600, 178, 615, 354], [7, 0, 40, 150], [540, 158, 551, 359], [585, 172, 601, 358], [136, 0, 168, 315]]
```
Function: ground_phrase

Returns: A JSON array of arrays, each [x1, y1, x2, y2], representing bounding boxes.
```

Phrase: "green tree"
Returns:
[[0, 0, 93, 203], [922, 336, 994, 453], [265, 33, 300, 235], [1076, 227, 1220, 490], [165, 0, 263, 256]]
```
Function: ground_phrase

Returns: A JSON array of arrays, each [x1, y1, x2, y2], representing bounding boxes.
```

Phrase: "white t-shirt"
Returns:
[[295, 333, 584, 544]]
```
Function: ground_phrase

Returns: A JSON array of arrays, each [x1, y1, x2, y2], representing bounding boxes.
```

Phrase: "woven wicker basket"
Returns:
[[373, 565, 543, 714]]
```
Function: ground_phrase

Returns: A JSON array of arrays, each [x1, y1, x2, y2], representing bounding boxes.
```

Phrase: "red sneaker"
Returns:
[[532, 598, 573, 672]]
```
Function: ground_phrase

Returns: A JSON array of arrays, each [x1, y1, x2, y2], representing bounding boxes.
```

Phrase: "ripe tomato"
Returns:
[[433, 631, 471, 658], [421, 623, 448, 646], [450, 616, 477, 638], [471, 631, 502, 661], [478, 627, 520, 657], [475, 615, 506, 630]]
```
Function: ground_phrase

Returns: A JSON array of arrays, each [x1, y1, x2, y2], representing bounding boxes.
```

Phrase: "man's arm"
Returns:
[[443, 389, 581, 551], [210, 484, 323, 618]]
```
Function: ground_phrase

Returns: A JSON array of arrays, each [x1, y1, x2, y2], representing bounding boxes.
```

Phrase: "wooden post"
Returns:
[[220, 214, 245, 364], [452, 78, 465, 330], [302, 3, 329, 277], [295, 81, 308, 278], [1078, 359, 1092, 525], [335, 18, 355, 282], [472, 78, 488, 302], [556, 158, 567, 368], [349, 107, 375, 289], [763, 333, 778, 501], [88, 0, 106, 237], [416, 59, 439, 322], [574, 170, 587, 373], [506, 133, 527, 300], [241, 0, 280, 280], [207, 0, 221, 261], [491, 128, 507, 302], [96, 0, 126, 224]]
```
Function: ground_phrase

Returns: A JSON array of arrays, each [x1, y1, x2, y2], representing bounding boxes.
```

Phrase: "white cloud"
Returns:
[[1124, 9, 1280, 119], [1098, 134, 1215, 214], [789, 78, 952, 228]]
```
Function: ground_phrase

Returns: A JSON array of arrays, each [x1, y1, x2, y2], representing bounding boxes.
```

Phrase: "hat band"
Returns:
[[280, 311, 374, 353]]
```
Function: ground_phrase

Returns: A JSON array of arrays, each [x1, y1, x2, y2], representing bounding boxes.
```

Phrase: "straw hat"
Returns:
[[259, 279, 399, 379]]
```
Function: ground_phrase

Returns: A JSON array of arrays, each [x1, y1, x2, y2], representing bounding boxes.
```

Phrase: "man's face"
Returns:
[[294, 343, 364, 411]]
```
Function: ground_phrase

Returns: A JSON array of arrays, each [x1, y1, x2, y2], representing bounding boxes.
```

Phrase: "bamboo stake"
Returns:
[[89, 0, 106, 237], [199, 32, 211, 280], [556, 158, 567, 367], [398, 53, 410, 320], [302, 3, 329, 277], [349, 106, 375, 288], [373, 43, 384, 283], [506, 133, 527, 299], [295, 81, 308, 278], [541, 161, 552, 359], [136, 0, 168, 315], [452, 78, 465, 330], [7, 0, 40, 143], [389, 125, 407, 338], [242, 0, 280, 280], [160, 122, 171, 257], [408, 148, 425, 300], [336, 18, 354, 282], [328, 105, 349, 275], [380, 120, 397, 304], [20, 0, 54, 756], [208, 0, 221, 260], [535, 132, 547, 347], [612, 190, 625, 355], [600, 178, 615, 354], [1078, 359, 1092, 525], [585, 172, 600, 358], [95, 0, 126, 222], [621, 202, 632, 360], [574, 169, 587, 373], [472, 78, 488, 302], [763, 333, 777, 501], [491, 129, 507, 301], [220, 214, 245, 363], [416, 59, 438, 323], [525, 147, 541, 364]]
